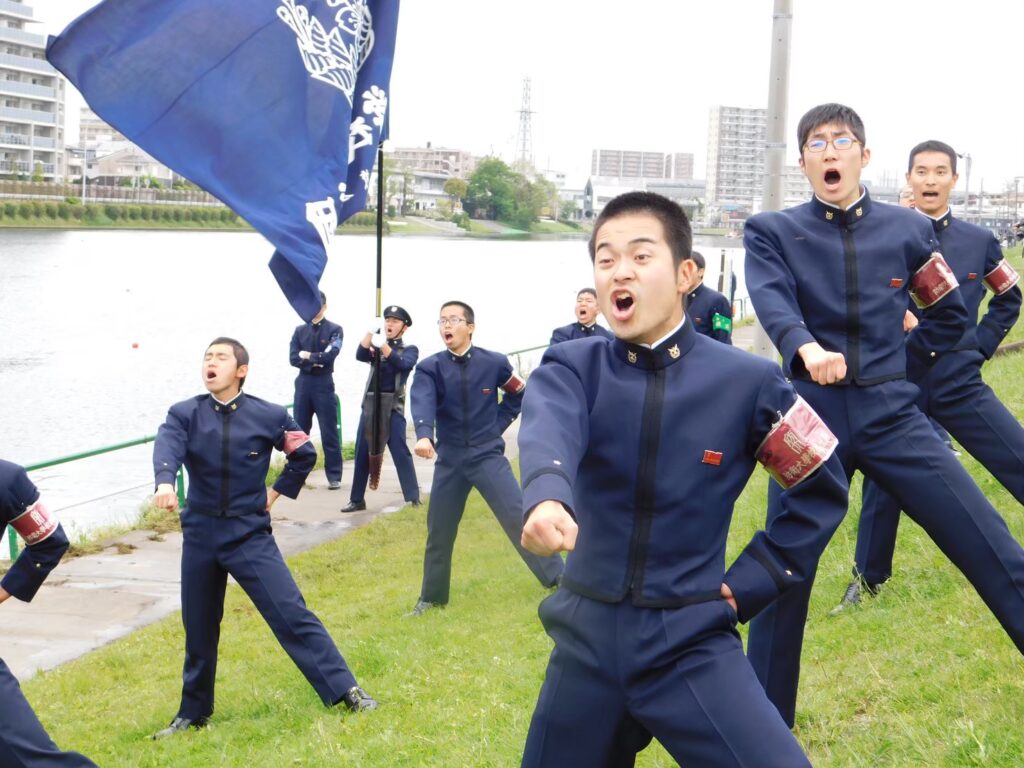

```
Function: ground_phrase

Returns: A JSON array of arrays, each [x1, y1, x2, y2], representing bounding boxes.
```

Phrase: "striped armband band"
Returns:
[[283, 430, 311, 455], [500, 373, 525, 395], [909, 253, 959, 309], [755, 396, 838, 489], [983, 259, 1020, 295], [10, 502, 58, 545]]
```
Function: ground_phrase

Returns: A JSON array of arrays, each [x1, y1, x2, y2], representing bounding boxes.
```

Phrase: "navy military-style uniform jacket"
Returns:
[[686, 282, 733, 344], [549, 322, 613, 346], [1, 461, 97, 768], [152, 394, 357, 721], [154, 392, 315, 515], [411, 346, 524, 448], [520, 321, 847, 621], [350, 338, 421, 504], [518, 322, 846, 768], [744, 191, 1024, 729], [928, 210, 1021, 356], [0, 460, 69, 602], [289, 318, 343, 376], [356, 338, 418, 414], [411, 344, 563, 604], [744, 191, 969, 384], [855, 210, 1024, 587]]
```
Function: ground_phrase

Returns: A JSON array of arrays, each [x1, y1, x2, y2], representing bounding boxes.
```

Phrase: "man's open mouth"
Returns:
[[206, 370, 216, 380], [824, 169, 841, 185], [614, 292, 634, 312], [444, 332, 454, 342]]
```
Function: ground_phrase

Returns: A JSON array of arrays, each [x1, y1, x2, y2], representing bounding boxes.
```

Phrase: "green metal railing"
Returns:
[[6, 396, 343, 561]]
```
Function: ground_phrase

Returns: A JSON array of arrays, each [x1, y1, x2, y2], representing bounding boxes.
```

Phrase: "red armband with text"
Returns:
[[983, 259, 1020, 295], [282, 430, 311, 455], [909, 253, 959, 309], [500, 373, 525, 395], [755, 397, 838, 489], [10, 502, 58, 546]]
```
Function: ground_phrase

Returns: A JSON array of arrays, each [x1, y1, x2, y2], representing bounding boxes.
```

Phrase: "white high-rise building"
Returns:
[[0, 0, 66, 180], [706, 106, 766, 206]]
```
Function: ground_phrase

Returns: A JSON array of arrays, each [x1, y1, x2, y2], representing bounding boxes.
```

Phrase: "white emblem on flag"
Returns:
[[362, 85, 388, 127], [276, 0, 375, 107], [306, 198, 338, 250], [349, 116, 375, 162]]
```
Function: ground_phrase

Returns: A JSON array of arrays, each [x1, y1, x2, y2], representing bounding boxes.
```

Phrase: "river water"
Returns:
[[0, 228, 746, 543]]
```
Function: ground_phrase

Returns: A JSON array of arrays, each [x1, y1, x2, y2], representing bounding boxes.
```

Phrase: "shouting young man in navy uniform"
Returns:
[[684, 250, 733, 344], [151, 337, 375, 738], [839, 139, 1024, 607], [743, 103, 1024, 727], [408, 301, 563, 616], [0, 460, 97, 767], [549, 288, 613, 345], [289, 291, 343, 489], [518, 192, 849, 767], [342, 304, 421, 513]]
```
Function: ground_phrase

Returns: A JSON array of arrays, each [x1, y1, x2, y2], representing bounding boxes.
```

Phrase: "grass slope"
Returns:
[[23, 338, 1024, 766]]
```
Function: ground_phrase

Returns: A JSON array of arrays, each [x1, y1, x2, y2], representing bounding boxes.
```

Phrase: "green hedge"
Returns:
[[0, 199, 244, 227]]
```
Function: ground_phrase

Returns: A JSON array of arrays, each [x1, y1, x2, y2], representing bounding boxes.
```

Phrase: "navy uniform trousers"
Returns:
[[748, 379, 1024, 726], [522, 591, 808, 768], [293, 377, 342, 483], [350, 409, 420, 504], [178, 510, 357, 719], [421, 439, 562, 604], [855, 348, 1024, 586], [0, 659, 96, 767]]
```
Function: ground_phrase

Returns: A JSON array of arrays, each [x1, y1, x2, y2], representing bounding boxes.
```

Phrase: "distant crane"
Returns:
[[514, 77, 534, 173]]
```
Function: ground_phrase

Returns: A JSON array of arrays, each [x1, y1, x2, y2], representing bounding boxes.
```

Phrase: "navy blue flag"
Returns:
[[48, 0, 400, 320]]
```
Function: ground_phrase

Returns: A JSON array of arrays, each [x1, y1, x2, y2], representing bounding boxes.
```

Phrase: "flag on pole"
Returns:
[[47, 0, 400, 320]]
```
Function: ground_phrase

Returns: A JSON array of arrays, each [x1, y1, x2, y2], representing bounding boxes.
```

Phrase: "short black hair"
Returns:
[[690, 250, 706, 270], [440, 300, 475, 326], [576, 288, 597, 299], [589, 192, 692, 268], [797, 103, 866, 153], [207, 336, 249, 387], [907, 140, 958, 174]]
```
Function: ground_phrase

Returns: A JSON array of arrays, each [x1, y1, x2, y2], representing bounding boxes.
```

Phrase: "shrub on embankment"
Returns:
[[0, 200, 386, 232]]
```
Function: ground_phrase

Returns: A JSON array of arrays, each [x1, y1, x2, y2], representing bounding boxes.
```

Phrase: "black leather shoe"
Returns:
[[406, 599, 440, 617], [340, 685, 379, 712], [340, 500, 366, 513], [152, 716, 208, 740], [409, 499, 422, 507]]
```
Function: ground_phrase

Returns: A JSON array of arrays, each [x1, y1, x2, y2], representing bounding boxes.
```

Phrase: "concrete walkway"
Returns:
[[0, 431, 472, 681]]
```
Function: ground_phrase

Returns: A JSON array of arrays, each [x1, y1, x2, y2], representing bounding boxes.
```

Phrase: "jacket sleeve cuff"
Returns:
[[778, 326, 817, 375], [723, 550, 785, 623], [155, 470, 177, 487], [523, 473, 575, 521], [2, 565, 41, 602], [415, 425, 434, 442], [272, 476, 304, 500]]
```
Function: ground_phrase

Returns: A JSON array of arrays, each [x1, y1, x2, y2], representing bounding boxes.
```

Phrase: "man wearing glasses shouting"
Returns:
[[743, 102, 1024, 728], [407, 301, 563, 616]]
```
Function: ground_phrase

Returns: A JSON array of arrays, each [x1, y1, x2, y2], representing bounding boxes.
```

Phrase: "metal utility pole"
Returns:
[[514, 77, 534, 174], [752, 0, 792, 360]]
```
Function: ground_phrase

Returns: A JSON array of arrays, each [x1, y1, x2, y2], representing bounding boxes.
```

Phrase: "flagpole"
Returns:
[[369, 144, 386, 489]]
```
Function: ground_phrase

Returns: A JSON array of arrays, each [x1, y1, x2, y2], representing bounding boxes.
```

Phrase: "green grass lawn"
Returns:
[[24, 348, 1024, 766]]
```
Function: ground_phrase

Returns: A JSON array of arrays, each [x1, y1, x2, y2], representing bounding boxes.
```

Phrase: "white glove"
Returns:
[[368, 316, 384, 335], [371, 332, 386, 349], [298, 350, 312, 360]]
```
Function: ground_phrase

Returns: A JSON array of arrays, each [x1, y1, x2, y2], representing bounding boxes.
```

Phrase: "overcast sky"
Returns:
[[38, 0, 1024, 195]]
